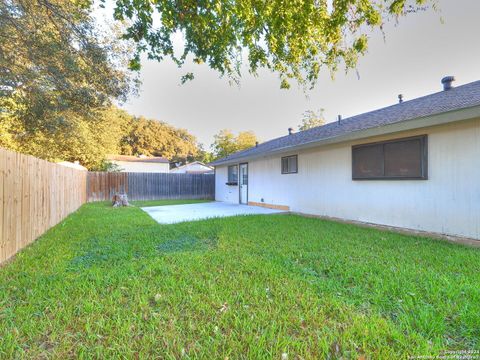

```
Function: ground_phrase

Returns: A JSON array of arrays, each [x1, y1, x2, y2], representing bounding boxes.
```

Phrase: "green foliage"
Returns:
[[0, 0, 203, 170], [119, 116, 199, 164], [194, 144, 215, 164], [0, 0, 138, 169], [96, 159, 124, 173], [298, 109, 326, 131], [236, 131, 258, 150], [0, 202, 478, 358], [0, 0, 136, 118], [92, 0, 434, 88], [212, 129, 258, 159], [0, 105, 132, 170], [212, 129, 237, 159]]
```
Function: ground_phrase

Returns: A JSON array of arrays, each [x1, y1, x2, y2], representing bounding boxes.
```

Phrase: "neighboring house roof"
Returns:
[[57, 161, 88, 171], [210, 79, 480, 166], [170, 161, 213, 173], [107, 155, 169, 164]]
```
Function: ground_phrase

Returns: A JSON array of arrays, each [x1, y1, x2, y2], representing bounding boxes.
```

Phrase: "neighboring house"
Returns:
[[107, 155, 170, 173], [170, 161, 214, 174], [57, 161, 88, 171], [210, 77, 480, 240]]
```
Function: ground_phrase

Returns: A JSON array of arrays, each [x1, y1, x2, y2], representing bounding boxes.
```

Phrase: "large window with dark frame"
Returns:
[[281, 155, 298, 174], [227, 165, 238, 184], [352, 135, 428, 180]]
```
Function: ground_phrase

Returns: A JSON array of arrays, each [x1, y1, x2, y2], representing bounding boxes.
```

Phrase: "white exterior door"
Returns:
[[239, 163, 248, 204]]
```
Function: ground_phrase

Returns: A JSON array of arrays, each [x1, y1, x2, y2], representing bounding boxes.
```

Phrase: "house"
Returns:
[[57, 161, 88, 171], [170, 161, 214, 174], [107, 155, 170, 173], [210, 77, 480, 240]]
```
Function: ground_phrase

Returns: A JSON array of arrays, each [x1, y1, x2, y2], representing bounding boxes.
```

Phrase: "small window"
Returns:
[[227, 165, 238, 184], [281, 155, 298, 174], [352, 135, 427, 180]]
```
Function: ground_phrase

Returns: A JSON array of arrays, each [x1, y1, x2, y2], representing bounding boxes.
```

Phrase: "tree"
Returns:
[[119, 116, 199, 164], [212, 129, 258, 159], [298, 109, 326, 131], [0, 0, 138, 169], [2, 106, 133, 170], [236, 131, 258, 150], [89, 0, 433, 89], [211, 130, 238, 160], [193, 144, 215, 164]]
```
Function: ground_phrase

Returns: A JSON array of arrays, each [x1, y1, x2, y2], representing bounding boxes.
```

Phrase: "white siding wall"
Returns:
[[215, 119, 480, 239], [113, 161, 170, 173], [215, 165, 239, 203]]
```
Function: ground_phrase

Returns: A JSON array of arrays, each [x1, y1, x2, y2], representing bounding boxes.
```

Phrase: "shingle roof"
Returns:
[[171, 161, 213, 170], [211, 80, 480, 166]]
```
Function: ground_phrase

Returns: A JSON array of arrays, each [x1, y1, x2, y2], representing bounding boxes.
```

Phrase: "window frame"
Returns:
[[227, 164, 238, 185], [352, 135, 428, 180], [281, 155, 298, 174]]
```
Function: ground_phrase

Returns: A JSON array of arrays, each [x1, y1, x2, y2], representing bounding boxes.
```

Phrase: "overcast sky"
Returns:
[[100, 1, 480, 147]]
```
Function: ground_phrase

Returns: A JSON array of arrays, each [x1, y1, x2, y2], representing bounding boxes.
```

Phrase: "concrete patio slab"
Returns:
[[142, 202, 286, 224]]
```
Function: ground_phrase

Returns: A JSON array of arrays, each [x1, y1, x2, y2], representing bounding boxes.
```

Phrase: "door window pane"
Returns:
[[240, 165, 248, 185]]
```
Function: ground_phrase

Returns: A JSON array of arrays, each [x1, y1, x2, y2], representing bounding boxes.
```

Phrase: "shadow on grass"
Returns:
[[68, 225, 219, 270], [157, 234, 218, 253]]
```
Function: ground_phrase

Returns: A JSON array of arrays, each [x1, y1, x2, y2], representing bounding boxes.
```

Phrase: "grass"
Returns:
[[0, 201, 479, 359], [130, 199, 211, 207]]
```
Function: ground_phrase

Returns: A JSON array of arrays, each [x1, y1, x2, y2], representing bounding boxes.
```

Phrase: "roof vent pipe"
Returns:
[[255, 141, 259, 147], [337, 115, 342, 123], [288, 127, 294, 135], [441, 76, 455, 91], [398, 94, 404, 103]]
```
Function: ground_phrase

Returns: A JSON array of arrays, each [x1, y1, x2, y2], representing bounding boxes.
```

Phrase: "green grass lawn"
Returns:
[[1, 201, 479, 359]]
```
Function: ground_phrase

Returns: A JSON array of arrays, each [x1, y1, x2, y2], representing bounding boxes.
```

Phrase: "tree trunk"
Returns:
[[112, 193, 129, 207]]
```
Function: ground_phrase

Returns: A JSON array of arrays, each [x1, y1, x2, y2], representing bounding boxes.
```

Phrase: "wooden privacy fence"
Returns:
[[87, 172, 215, 201], [0, 148, 215, 264], [0, 148, 87, 263]]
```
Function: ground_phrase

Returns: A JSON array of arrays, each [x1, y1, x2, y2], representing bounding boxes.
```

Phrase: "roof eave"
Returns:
[[211, 105, 480, 167]]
